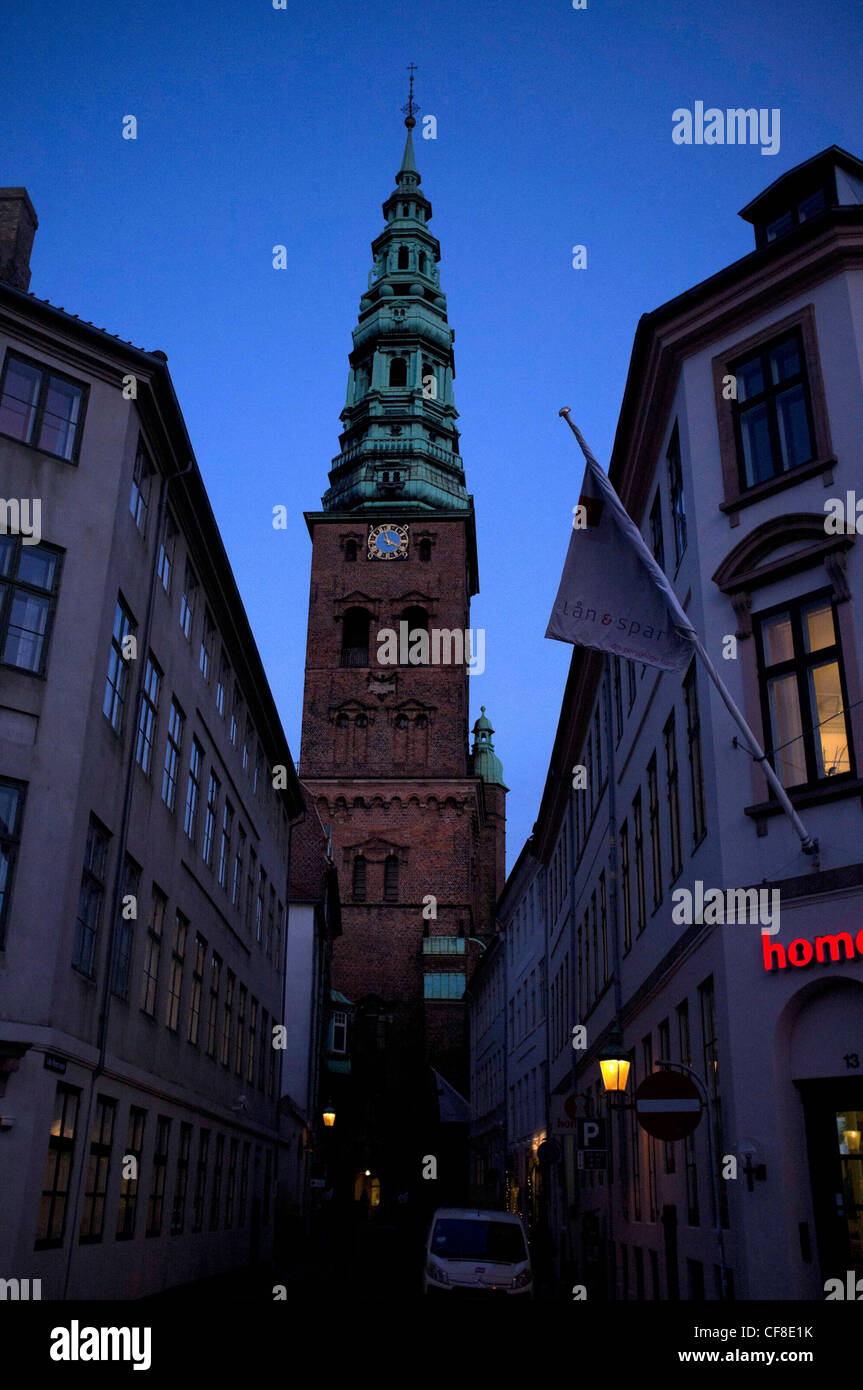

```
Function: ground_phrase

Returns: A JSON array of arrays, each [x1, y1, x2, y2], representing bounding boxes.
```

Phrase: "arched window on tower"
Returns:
[[419, 538, 432, 563], [397, 246, 409, 270], [418, 252, 426, 274], [352, 855, 367, 902], [401, 605, 428, 632], [402, 203, 409, 216], [399, 606, 429, 666], [389, 357, 407, 388], [341, 607, 370, 667], [344, 539, 358, 562], [384, 855, 399, 902]]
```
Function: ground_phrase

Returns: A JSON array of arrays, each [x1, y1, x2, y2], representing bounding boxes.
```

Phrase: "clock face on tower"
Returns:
[[368, 523, 409, 560]]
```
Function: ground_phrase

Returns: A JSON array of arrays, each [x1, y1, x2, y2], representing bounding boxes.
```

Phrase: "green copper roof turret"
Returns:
[[320, 83, 470, 515], [471, 706, 508, 788]]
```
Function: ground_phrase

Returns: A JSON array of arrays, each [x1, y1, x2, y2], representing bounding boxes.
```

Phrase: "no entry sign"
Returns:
[[635, 1071, 703, 1140]]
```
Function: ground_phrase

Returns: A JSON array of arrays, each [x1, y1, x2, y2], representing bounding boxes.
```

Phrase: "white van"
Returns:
[[423, 1207, 533, 1298]]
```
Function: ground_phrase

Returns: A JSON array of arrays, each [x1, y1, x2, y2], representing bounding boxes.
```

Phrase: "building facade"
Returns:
[[0, 189, 308, 1298], [277, 803, 341, 1250], [483, 145, 863, 1301], [298, 110, 507, 1210], [466, 932, 506, 1209], [498, 846, 549, 1230]]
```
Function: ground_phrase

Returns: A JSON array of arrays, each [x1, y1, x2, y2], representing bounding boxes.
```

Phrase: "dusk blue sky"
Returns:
[[2, 0, 860, 867]]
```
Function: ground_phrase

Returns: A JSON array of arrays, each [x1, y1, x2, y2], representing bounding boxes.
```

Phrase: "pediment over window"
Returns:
[[712, 512, 853, 637], [336, 590, 378, 608], [330, 699, 374, 723], [343, 836, 407, 864], [713, 512, 854, 592], [392, 589, 437, 606]]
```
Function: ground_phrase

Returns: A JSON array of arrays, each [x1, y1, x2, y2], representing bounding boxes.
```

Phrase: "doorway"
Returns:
[[799, 1078, 863, 1282]]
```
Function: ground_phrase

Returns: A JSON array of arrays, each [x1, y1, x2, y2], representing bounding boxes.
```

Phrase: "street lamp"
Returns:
[[322, 1102, 336, 1128], [598, 1027, 630, 1095]]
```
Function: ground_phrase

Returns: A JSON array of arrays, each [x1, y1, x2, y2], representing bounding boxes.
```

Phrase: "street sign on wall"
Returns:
[[635, 1071, 703, 1140], [577, 1117, 606, 1149]]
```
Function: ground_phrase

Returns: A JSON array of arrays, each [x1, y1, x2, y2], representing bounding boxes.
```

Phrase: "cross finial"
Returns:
[[402, 63, 419, 129]]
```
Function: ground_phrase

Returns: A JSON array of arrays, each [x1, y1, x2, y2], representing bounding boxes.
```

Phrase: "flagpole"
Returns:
[[558, 409, 818, 858]]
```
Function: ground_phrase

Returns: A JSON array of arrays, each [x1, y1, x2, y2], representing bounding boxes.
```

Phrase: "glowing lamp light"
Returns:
[[364, 1169, 371, 1177], [599, 1056, 631, 1093], [599, 1026, 630, 1094], [322, 1103, 336, 1128], [844, 1130, 861, 1153]]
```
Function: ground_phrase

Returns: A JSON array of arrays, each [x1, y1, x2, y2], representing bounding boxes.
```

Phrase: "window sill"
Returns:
[[720, 456, 836, 518], [0, 429, 80, 466], [745, 775, 863, 829]]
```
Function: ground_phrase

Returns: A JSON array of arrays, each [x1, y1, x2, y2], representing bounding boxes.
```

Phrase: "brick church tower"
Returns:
[[299, 89, 506, 1202]]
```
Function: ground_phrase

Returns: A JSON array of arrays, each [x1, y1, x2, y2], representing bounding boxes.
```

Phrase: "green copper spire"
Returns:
[[320, 71, 470, 515], [471, 707, 507, 788], [399, 124, 418, 176]]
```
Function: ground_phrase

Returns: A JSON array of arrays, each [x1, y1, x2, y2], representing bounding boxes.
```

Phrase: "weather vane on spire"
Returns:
[[402, 63, 419, 129]]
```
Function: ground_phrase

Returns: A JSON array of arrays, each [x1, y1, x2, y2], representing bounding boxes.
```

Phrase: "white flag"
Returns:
[[546, 422, 696, 672]]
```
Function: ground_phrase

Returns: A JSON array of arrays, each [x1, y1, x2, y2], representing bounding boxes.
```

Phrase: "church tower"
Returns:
[[299, 79, 506, 1201]]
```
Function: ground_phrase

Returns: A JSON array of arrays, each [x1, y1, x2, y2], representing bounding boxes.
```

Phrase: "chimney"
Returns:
[[0, 188, 38, 292]]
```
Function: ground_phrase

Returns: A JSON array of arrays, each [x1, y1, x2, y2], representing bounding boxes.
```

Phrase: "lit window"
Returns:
[[35, 1084, 81, 1247], [756, 593, 852, 788], [423, 973, 466, 1000]]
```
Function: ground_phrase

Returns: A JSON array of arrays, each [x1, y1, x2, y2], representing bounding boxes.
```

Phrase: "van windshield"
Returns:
[[431, 1218, 527, 1263]]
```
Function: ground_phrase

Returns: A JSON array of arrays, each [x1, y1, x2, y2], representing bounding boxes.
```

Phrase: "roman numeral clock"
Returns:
[[367, 523, 409, 560]]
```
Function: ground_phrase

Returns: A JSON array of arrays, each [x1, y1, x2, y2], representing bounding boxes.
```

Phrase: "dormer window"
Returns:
[[766, 211, 793, 243], [765, 188, 827, 243]]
